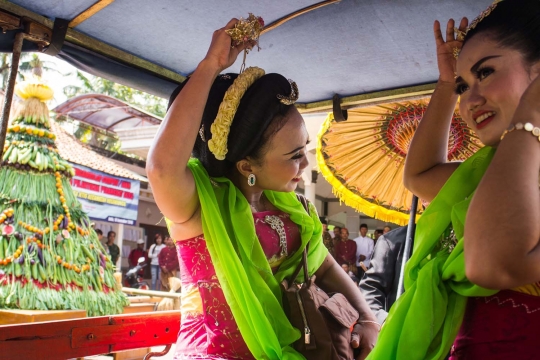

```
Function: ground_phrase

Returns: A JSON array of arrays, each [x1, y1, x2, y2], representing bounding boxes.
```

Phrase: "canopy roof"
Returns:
[[53, 94, 162, 131], [0, 0, 492, 110]]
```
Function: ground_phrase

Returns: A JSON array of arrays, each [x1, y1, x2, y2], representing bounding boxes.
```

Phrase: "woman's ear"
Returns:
[[530, 60, 540, 80], [236, 158, 255, 179]]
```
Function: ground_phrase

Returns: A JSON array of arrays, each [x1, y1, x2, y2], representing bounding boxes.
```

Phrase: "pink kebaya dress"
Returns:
[[174, 210, 301, 359]]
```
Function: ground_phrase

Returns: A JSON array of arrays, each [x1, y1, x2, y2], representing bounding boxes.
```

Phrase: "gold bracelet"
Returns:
[[503, 122, 540, 142], [357, 320, 381, 332]]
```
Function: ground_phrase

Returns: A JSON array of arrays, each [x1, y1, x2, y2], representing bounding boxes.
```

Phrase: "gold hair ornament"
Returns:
[[226, 13, 264, 73], [277, 79, 299, 105], [208, 67, 265, 160], [454, 0, 503, 44]]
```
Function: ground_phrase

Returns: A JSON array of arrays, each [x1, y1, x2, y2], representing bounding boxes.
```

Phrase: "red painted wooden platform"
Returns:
[[0, 311, 180, 360]]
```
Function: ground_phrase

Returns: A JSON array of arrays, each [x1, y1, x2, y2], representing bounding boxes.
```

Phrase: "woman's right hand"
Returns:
[[433, 18, 468, 84], [203, 18, 256, 73]]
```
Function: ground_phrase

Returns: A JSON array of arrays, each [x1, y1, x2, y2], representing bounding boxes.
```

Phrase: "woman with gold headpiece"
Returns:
[[146, 18, 378, 359], [368, 0, 540, 359]]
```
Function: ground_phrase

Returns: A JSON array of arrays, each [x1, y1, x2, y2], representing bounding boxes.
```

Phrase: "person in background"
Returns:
[[353, 224, 374, 278], [332, 225, 341, 239], [96, 229, 104, 245], [322, 222, 335, 257], [158, 235, 179, 291], [373, 229, 383, 246], [128, 239, 148, 276], [359, 226, 407, 324], [342, 262, 360, 284], [106, 230, 120, 267], [148, 234, 166, 290], [383, 225, 392, 234], [334, 228, 357, 268]]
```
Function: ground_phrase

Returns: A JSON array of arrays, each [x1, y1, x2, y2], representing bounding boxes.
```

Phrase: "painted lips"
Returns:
[[474, 111, 496, 130]]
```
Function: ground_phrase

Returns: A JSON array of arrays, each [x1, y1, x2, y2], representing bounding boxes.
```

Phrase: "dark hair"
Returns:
[[334, 226, 341, 231], [168, 73, 295, 177], [341, 263, 349, 267], [464, 0, 540, 65], [107, 231, 116, 238], [95, 229, 103, 236], [375, 229, 383, 235], [360, 223, 368, 229]]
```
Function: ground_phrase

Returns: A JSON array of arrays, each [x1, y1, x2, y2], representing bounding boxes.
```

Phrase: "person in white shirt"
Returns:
[[147, 233, 166, 290], [353, 223, 374, 276]]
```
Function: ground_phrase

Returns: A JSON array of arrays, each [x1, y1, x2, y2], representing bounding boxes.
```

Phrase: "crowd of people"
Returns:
[[144, 1, 540, 358], [322, 223, 390, 284]]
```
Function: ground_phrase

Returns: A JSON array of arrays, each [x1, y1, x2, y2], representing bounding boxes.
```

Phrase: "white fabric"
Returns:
[[148, 243, 166, 265], [353, 235, 374, 268]]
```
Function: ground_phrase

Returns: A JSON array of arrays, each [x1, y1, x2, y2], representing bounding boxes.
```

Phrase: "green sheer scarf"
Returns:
[[184, 159, 328, 359], [367, 147, 499, 360]]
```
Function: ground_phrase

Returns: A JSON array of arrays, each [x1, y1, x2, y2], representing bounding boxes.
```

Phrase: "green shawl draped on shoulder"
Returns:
[[368, 146, 498, 360], [184, 159, 328, 359]]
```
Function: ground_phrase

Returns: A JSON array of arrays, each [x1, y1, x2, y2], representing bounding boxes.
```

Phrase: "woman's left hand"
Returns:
[[350, 322, 379, 360]]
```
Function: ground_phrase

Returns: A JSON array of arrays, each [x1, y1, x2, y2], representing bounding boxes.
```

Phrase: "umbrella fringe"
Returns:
[[317, 113, 421, 226]]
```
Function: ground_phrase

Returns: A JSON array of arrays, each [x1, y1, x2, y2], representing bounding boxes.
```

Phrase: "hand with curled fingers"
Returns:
[[203, 19, 257, 73], [514, 69, 540, 125], [350, 320, 380, 360], [434, 18, 468, 84]]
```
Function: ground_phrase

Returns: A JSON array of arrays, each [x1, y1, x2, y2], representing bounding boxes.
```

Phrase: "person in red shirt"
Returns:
[[158, 236, 179, 291], [334, 228, 357, 267], [128, 239, 148, 276]]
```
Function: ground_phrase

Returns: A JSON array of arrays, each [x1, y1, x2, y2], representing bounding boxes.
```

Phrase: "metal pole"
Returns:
[[396, 195, 419, 299], [0, 32, 25, 162]]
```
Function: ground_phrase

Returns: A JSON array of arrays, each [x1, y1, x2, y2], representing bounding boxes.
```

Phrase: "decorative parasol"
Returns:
[[316, 98, 482, 226]]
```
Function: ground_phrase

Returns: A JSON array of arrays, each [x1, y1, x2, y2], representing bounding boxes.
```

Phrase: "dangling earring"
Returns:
[[247, 174, 256, 187]]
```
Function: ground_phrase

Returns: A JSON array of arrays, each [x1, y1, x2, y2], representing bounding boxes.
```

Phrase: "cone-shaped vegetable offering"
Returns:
[[0, 79, 128, 316]]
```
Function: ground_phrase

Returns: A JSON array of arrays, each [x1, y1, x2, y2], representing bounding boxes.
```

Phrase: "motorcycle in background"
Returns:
[[124, 257, 150, 290]]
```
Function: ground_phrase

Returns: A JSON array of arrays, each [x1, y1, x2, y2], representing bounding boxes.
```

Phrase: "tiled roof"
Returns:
[[51, 120, 147, 182]]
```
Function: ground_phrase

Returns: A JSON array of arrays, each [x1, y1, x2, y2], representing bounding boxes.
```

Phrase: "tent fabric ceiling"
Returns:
[[7, 0, 492, 103]]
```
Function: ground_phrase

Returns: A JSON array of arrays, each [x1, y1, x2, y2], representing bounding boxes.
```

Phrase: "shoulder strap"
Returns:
[[289, 194, 310, 283]]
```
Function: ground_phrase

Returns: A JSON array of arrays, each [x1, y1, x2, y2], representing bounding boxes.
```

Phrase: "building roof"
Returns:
[[53, 94, 162, 131], [52, 120, 147, 182]]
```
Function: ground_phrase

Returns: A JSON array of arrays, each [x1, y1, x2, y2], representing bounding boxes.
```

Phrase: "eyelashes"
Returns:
[[454, 67, 494, 95]]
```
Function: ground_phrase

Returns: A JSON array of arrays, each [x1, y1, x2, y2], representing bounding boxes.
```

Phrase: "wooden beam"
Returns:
[[69, 0, 115, 28], [122, 287, 181, 299], [0, 311, 180, 359], [262, 0, 341, 35], [0, 1, 186, 85], [296, 83, 436, 114]]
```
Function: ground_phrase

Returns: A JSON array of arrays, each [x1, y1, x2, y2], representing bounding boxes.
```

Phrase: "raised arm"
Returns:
[[146, 19, 249, 236], [403, 19, 468, 201], [465, 76, 540, 289]]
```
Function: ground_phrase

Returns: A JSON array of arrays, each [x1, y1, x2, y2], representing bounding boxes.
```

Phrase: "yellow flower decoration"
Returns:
[[208, 67, 265, 160]]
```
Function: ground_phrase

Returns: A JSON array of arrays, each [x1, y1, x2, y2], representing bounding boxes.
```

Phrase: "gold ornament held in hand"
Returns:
[[226, 13, 264, 50]]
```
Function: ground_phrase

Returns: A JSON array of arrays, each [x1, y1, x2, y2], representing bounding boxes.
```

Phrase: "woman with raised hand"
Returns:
[[146, 18, 378, 359], [370, 1, 540, 359]]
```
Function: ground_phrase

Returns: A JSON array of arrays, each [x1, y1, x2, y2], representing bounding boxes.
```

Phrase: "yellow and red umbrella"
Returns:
[[316, 98, 482, 226]]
